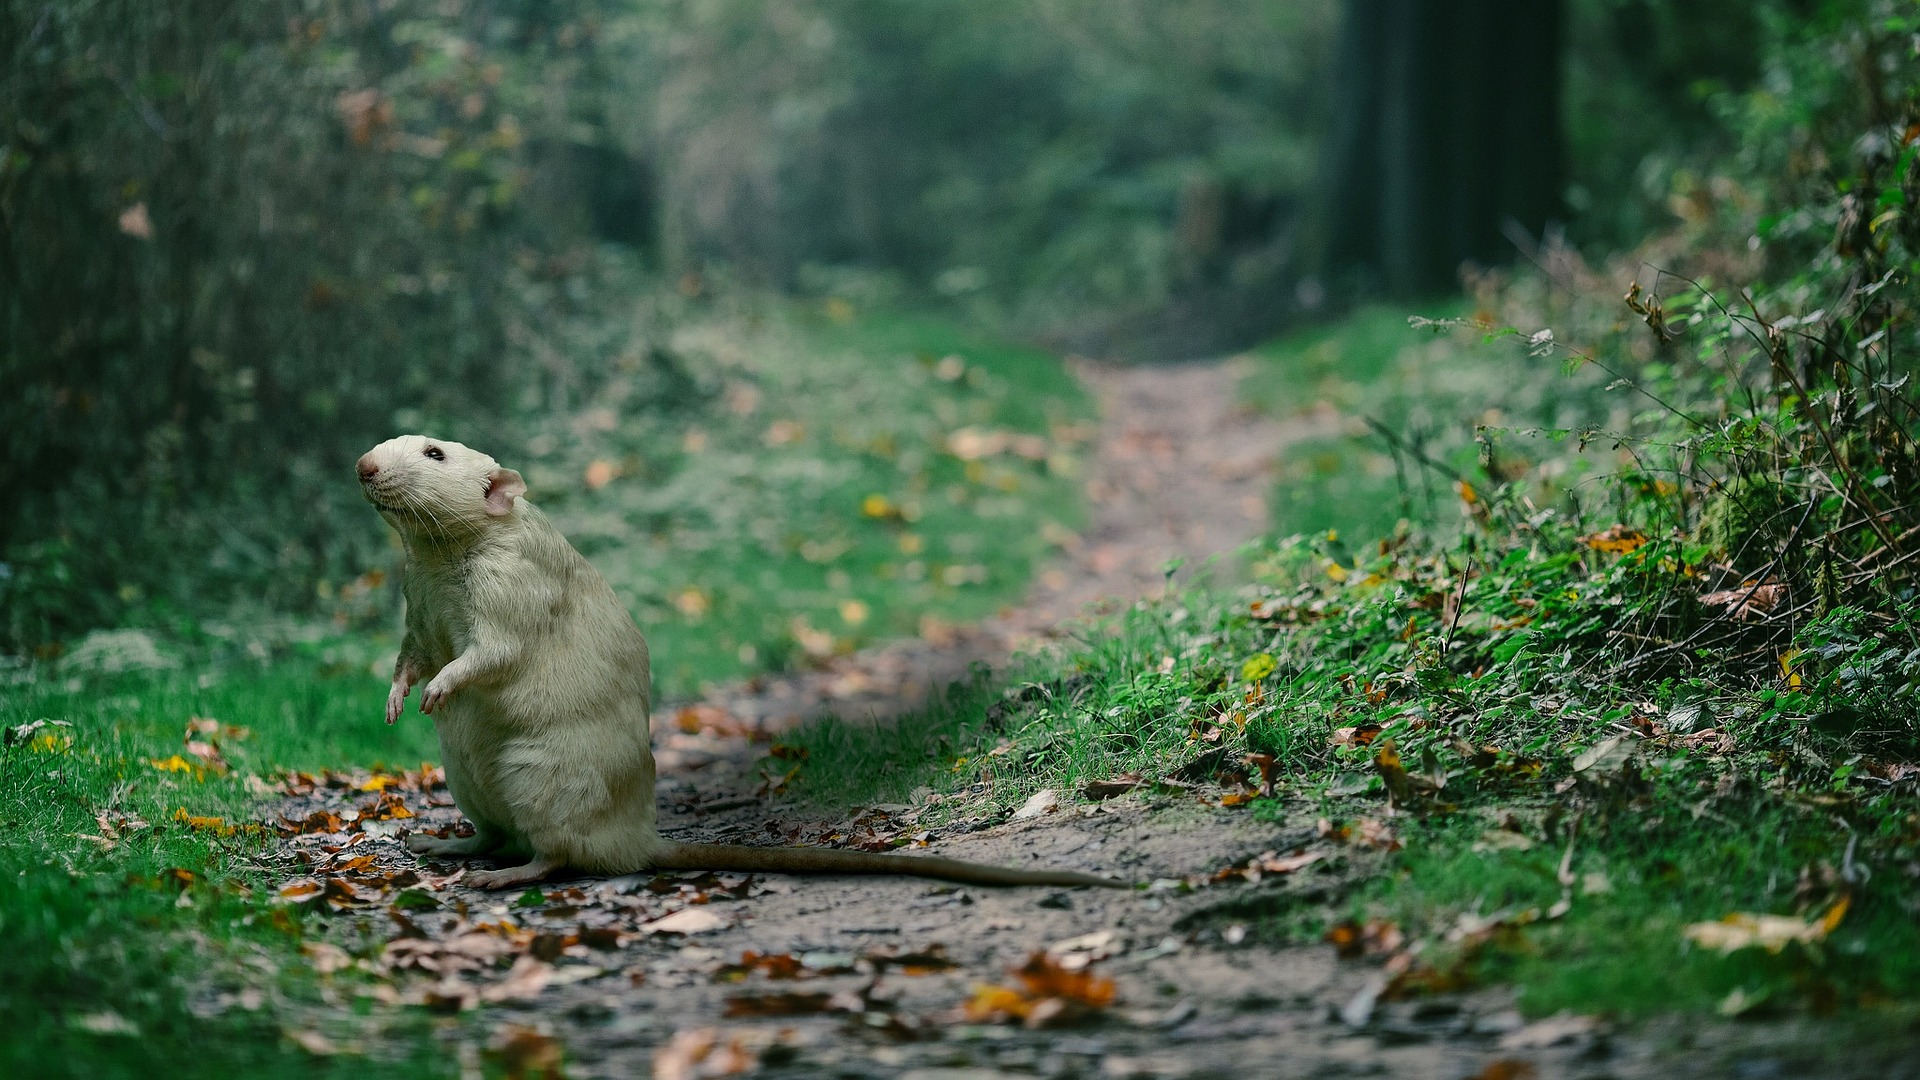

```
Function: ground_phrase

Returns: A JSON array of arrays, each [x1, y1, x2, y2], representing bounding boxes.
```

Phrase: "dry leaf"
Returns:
[[1495, 1011, 1599, 1050], [1012, 789, 1059, 820], [285, 1029, 340, 1056], [653, 1028, 754, 1080], [301, 942, 355, 975], [1683, 897, 1848, 954], [963, 951, 1117, 1028], [1579, 524, 1648, 554], [489, 1026, 565, 1080], [480, 956, 555, 1002], [1082, 773, 1144, 800], [1699, 582, 1786, 620], [644, 907, 727, 935]]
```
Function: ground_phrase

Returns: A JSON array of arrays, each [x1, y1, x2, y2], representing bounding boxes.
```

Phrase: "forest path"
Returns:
[[667, 355, 1330, 742], [274, 358, 1842, 1077]]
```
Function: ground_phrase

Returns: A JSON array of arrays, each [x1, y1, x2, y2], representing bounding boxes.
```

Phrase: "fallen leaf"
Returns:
[[480, 956, 555, 1002], [963, 952, 1116, 1028], [1683, 898, 1848, 954], [302, 941, 355, 975], [489, 1025, 565, 1080], [1046, 929, 1125, 971], [1579, 525, 1648, 554], [1012, 789, 1059, 820], [721, 990, 857, 1018], [862, 945, 958, 975], [1495, 1011, 1599, 1050], [644, 908, 727, 936], [1571, 735, 1634, 773], [1699, 582, 1786, 620], [1082, 773, 1144, 800], [653, 1028, 754, 1080], [285, 1029, 340, 1056], [1329, 724, 1383, 747], [1245, 753, 1278, 796]]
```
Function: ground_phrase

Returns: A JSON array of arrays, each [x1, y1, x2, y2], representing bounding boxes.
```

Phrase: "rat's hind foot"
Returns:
[[406, 832, 501, 858], [466, 858, 562, 890]]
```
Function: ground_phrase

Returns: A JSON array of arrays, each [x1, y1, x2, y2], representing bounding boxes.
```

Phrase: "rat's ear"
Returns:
[[484, 468, 527, 517]]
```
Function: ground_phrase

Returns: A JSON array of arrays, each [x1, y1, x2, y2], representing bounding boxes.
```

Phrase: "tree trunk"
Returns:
[[1320, 0, 1564, 298]]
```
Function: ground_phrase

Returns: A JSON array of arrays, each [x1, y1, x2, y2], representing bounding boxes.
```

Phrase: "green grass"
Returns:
[[1239, 298, 1619, 544], [779, 530, 1920, 1019], [521, 299, 1093, 694], [1, 654, 451, 1078]]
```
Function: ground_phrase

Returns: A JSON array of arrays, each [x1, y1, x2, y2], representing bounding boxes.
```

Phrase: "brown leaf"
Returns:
[[653, 1028, 754, 1080], [489, 1026, 565, 1080], [480, 956, 555, 1003], [1082, 773, 1145, 800], [863, 944, 959, 975], [182, 738, 230, 772], [1579, 524, 1648, 554], [1330, 723, 1383, 747], [1699, 582, 1786, 620], [674, 705, 756, 739], [963, 952, 1116, 1028], [722, 991, 837, 1018], [1374, 739, 1415, 805], [1245, 753, 1278, 796], [1325, 919, 1403, 959]]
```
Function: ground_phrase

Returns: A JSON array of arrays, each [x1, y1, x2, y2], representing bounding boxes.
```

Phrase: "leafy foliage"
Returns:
[[1, 0, 635, 649]]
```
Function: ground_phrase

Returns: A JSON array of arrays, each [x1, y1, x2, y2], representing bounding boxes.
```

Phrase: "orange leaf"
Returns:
[[1579, 524, 1648, 554]]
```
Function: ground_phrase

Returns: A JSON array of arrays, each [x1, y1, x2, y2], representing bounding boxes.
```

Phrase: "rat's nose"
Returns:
[[357, 454, 379, 481]]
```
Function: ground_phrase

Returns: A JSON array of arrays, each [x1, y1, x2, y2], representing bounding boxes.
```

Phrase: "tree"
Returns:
[[1318, 0, 1565, 297]]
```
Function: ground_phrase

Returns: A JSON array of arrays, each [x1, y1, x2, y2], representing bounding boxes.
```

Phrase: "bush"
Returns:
[[0, 1, 636, 650]]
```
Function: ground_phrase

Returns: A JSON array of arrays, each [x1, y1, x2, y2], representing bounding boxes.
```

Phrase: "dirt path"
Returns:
[[276, 360, 1896, 1079], [679, 357, 1326, 738]]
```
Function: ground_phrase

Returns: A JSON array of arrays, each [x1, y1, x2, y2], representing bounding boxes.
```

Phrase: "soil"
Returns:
[[274, 360, 1914, 1079]]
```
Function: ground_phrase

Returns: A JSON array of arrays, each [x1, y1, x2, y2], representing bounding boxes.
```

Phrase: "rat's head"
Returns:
[[357, 435, 527, 542]]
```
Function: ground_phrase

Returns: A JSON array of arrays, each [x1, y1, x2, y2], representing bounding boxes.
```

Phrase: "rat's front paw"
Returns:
[[385, 682, 409, 724], [420, 676, 456, 714]]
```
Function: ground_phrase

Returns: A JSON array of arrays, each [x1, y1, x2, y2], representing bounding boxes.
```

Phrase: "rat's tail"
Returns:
[[649, 841, 1126, 889]]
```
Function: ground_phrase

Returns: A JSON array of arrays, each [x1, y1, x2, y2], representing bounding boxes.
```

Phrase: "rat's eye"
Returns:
[[423, 446, 446, 462]]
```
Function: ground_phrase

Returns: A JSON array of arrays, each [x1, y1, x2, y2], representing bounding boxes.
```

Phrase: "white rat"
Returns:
[[357, 435, 1121, 890]]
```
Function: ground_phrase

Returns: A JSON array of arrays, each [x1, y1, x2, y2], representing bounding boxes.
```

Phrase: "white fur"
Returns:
[[358, 435, 1123, 891], [359, 436, 666, 884]]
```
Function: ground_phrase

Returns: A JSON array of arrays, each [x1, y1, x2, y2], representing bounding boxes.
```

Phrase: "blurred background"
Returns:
[[0, 0, 1894, 692]]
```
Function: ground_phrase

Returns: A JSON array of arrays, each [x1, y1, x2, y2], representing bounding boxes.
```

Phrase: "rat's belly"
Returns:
[[431, 705, 527, 844]]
